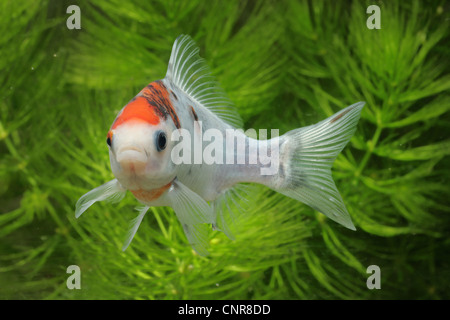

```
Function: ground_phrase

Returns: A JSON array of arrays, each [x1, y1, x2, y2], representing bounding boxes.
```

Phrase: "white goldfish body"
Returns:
[[75, 35, 365, 255]]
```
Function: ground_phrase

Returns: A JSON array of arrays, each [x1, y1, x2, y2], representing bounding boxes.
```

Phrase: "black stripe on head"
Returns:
[[190, 106, 199, 122]]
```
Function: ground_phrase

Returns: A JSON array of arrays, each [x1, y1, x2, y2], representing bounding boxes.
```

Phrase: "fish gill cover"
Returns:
[[0, 0, 449, 299]]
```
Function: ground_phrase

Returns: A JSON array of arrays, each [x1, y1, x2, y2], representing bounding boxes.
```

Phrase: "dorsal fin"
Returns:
[[165, 34, 243, 128]]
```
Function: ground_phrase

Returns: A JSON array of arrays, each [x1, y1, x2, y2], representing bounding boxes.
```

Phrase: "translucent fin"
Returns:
[[162, 179, 214, 256], [212, 184, 250, 240], [182, 223, 210, 256], [166, 179, 214, 225], [278, 102, 365, 230], [165, 34, 243, 128], [122, 206, 149, 252], [75, 179, 126, 218]]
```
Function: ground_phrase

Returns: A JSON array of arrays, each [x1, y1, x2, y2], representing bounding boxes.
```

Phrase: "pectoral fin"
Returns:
[[166, 179, 213, 225], [122, 206, 149, 252], [164, 179, 213, 255], [75, 179, 126, 218]]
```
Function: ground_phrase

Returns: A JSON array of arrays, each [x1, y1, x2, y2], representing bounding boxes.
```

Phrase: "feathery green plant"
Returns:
[[1, 0, 449, 299]]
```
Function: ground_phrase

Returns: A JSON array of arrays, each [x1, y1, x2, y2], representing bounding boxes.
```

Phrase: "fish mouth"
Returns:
[[116, 147, 148, 167]]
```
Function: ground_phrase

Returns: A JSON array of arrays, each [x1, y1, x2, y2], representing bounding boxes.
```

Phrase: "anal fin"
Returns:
[[212, 184, 249, 240]]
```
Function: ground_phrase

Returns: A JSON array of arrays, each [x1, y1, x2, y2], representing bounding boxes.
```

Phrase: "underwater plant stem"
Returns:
[[45, 202, 70, 237], [3, 135, 37, 188], [355, 125, 383, 177], [153, 209, 169, 239]]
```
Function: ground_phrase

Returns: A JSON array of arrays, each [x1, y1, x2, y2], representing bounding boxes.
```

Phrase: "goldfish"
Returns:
[[75, 35, 365, 255]]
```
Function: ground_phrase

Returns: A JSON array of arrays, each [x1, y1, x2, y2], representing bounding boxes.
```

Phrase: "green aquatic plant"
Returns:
[[0, 0, 449, 299]]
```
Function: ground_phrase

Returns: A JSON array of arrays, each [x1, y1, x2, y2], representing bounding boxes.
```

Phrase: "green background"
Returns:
[[1, 0, 449, 299]]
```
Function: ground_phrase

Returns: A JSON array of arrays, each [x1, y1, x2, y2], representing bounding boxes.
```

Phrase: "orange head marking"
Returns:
[[111, 97, 160, 130], [141, 81, 181, 129], [131, 182, 172, 202]]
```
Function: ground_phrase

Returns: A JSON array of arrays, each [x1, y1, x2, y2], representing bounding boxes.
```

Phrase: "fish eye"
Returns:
[[156, 131, 167, 152], [106, 131, 113, 147]]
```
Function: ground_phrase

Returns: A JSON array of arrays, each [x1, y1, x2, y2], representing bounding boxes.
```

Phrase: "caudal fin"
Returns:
[[278, 102, 365, 230]]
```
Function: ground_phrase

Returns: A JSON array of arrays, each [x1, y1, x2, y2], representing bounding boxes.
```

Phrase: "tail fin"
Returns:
[[278, 102, 365, 230]]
